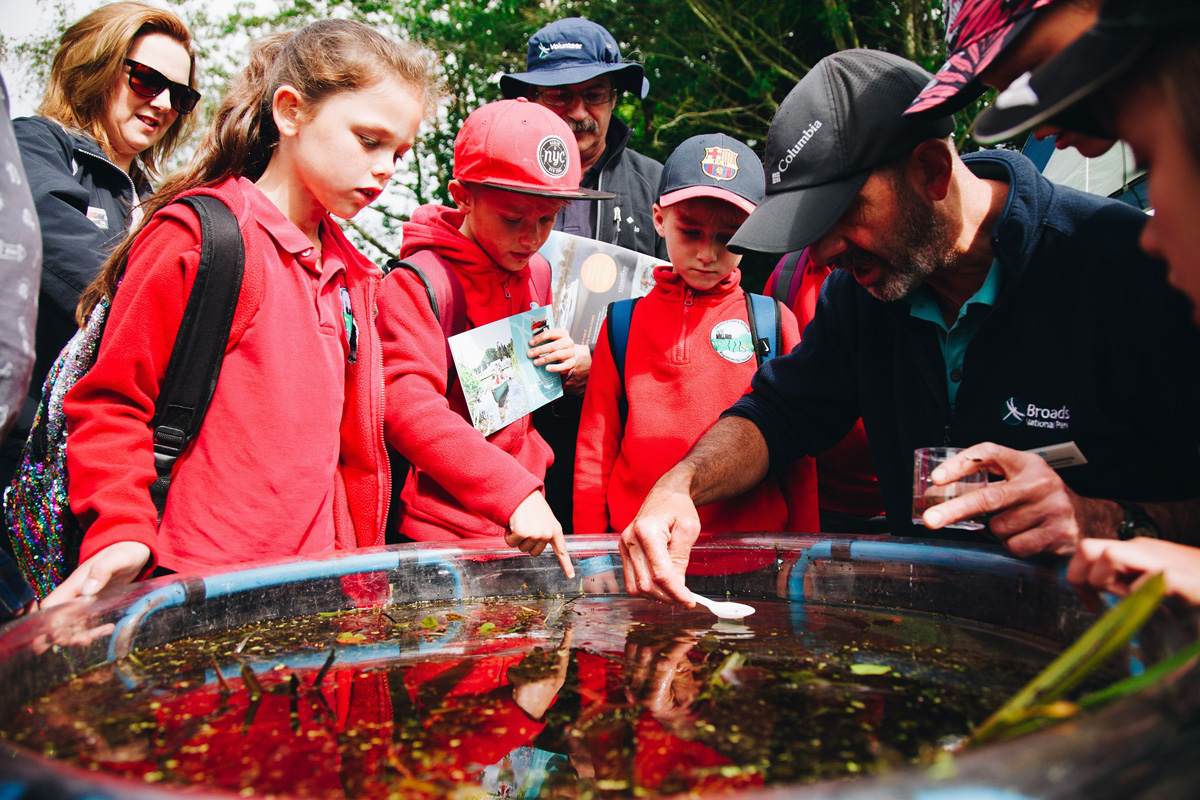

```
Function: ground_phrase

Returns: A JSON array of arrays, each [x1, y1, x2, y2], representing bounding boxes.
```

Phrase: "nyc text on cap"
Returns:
[[454, 98, 614, 200]]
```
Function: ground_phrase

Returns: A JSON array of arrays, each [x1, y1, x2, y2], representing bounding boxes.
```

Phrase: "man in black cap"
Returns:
[[503, 18, 666, 540], [617, 49, 1200, 605]]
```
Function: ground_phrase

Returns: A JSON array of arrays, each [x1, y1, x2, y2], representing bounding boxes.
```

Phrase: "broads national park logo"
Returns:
[[1003, 397, 1072, 430], [710, 319, 755, 364], [537, 136, 570, 178], [702, 147, 739, 181]]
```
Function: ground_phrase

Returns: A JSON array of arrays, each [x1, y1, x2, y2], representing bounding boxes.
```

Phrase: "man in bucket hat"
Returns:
[[503, 17, 667, 539], [502, 18, 664, 260], [616, 49, 1200, 606]]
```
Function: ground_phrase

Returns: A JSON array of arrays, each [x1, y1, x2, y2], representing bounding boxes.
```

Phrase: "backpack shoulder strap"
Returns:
[[387, 251, 468, 339], [605, 297, 640, 424], [148, 194, 246, 520], [771, 248, 808, 309], [744, 291, 782, 368]]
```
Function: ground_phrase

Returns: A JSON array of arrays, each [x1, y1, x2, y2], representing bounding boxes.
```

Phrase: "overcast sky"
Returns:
[[1, 0, 70, 117]]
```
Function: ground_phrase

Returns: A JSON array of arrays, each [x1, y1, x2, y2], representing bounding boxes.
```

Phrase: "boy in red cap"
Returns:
[[574, 134, 819, 538], [377, 99, 611, 576]]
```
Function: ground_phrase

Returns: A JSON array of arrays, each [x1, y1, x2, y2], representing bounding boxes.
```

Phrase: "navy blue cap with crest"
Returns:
[[501, 18, 649, 99], [657, 134, 764, 215]]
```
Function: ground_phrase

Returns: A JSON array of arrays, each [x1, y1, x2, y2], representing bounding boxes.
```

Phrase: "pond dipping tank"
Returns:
[[1, 533, 1199, 800]]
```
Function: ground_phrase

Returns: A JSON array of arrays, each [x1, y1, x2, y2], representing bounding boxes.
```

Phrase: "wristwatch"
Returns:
[[1115, 501, 1160, 541]]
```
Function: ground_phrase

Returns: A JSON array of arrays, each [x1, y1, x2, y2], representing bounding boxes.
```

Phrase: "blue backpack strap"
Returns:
[[744, 291, 782, 368], [605, 297, 640, 423]]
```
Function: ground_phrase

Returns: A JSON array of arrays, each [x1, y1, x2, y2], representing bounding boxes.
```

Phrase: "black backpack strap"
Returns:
[[148, 194, 246, 520], [387, 258, 442, 322], [381, 257, 461, 542]]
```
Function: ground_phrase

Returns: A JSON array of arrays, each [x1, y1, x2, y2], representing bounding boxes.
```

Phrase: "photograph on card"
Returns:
[[448, 306, 563, 437], [538, 230, 666, 349]]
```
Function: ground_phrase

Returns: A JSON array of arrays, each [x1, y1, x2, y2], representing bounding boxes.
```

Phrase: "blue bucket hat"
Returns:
[[500, 18, 650, 99]]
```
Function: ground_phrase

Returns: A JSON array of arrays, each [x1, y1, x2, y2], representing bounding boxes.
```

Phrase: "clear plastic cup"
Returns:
[[912, 447, 986, 531]]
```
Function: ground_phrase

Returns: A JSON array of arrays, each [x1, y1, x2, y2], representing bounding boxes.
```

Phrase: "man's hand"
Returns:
[[920, 443, 1099, 556], [624, 635, 701, 731], [563, 343, 591, 396], [507, 491, 575, 578], [618, 474, 701, 605], [528, 327, 577, 377], [1068, 538, 1200, 606], [41, 541, 152, 610]]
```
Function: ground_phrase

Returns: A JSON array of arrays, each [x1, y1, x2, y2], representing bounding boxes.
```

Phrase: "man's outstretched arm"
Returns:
[[619, 416, 771, 604]]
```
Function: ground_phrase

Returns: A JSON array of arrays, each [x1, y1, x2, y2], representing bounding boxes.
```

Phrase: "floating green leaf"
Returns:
[[850, 663, 891, 676], [477, 622, 496, 635], [420, 616, 439, 631]]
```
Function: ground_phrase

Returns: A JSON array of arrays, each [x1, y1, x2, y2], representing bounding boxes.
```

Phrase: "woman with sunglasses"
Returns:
[[0, 2, 199, 491]]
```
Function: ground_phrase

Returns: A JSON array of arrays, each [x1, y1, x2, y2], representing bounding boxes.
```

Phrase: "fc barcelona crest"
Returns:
[[701, 147, 739, 181]]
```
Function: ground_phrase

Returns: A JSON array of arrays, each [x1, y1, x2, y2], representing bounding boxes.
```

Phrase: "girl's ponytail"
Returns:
[[78, 20, 438, 324]]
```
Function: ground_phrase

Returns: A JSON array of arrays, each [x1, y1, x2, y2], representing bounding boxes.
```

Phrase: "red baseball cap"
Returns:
[[905, 0, 1056, 117], [453, 99, 613, 200]]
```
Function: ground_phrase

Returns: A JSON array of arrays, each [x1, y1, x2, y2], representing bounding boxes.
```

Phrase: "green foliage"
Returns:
[[9, 0, 1019, 262]]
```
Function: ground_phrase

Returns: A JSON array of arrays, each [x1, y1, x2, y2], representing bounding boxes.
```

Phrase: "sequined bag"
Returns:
[[2, 300, 107, 598], [3, 194, 245, 598]]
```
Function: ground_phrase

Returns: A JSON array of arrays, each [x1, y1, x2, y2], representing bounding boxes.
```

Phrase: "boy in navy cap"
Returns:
[[573, 134, 819, 538]]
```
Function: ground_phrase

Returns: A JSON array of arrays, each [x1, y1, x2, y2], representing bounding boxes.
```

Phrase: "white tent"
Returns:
[[1023, 136, 1149, 210]]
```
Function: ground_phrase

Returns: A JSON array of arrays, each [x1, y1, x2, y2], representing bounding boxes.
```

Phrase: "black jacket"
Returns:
[[727, 148, 1200, 539], [14, 116, 151, 394], [573, 117, 666, 260]]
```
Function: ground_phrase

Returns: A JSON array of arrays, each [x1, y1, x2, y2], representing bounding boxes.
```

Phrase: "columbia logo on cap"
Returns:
[[538, 136, 570, 178]]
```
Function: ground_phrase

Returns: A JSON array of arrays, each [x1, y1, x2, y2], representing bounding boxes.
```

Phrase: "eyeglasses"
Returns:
[[532, 86, 618, 109], [123, 59, 200, 115]]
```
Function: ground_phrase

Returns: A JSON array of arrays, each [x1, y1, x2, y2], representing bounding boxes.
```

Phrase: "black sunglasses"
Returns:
[[123, 58, 200, 115]]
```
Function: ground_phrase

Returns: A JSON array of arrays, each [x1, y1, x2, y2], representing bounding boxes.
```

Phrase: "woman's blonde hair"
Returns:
[[38, 1, 197, 182], [77, 18, 439, 323]]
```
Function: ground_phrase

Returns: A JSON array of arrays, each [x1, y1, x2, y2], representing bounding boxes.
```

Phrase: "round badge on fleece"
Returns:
[[710, 319, 755, 363]]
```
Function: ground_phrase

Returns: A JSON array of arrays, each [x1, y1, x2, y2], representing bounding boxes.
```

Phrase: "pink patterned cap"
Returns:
[[905, 0, 1055, 116]]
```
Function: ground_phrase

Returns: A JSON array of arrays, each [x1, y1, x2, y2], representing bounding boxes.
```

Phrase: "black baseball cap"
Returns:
[[728, 50, 955, 255], [973, 0, 1200, 144], [657, 134, 764, 215], [500, 18, 649, 99]]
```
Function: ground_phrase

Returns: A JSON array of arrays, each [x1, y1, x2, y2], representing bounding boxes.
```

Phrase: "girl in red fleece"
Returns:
[[575, 134, 820, 536], [42, 21, 436, 608], [378, 100, 611, 577]]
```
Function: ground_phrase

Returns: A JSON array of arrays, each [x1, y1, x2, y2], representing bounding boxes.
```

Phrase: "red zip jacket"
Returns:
[[65, 177, 389, 573], [378, 204, 552, 540], [575, 266, 819, 535]]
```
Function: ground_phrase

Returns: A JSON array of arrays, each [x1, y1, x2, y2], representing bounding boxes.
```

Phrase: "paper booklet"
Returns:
[[447, 306, 563, 437], [538, 230, 668, 349]]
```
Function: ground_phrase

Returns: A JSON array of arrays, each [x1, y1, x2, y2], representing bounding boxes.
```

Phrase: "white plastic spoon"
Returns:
[[687, 590, 755, 620]]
